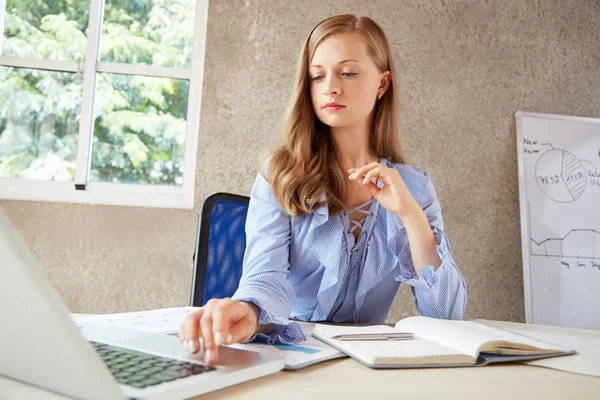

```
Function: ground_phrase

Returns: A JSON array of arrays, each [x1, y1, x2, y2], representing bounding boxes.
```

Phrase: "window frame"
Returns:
[[0, 0, 209, 209]]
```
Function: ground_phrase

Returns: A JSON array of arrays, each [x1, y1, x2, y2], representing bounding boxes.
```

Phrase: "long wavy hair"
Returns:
[[266, 14, 406, 216]]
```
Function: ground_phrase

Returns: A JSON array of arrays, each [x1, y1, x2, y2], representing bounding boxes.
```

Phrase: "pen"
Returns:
[[332, 333, 415, 341]]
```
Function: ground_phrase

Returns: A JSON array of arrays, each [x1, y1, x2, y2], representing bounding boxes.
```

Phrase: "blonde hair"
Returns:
[[266, 14, 405, 216]]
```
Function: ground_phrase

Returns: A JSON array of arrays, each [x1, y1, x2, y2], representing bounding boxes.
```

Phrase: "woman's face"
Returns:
[[309, 33, 389, 129]]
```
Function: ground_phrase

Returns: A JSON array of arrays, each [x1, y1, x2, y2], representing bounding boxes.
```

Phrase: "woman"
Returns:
[[180, 14, 467, 365]]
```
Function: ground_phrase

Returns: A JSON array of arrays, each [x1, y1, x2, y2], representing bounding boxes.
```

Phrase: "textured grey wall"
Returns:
[[2, 0, 599, 323]]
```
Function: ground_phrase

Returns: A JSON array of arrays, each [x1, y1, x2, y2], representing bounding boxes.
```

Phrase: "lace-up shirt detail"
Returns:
[[232, 157, 467, 346], [328, 198, 377, 322]]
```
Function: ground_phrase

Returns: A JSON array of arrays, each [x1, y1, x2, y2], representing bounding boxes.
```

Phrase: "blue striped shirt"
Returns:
[[232, 157, 467, 344]]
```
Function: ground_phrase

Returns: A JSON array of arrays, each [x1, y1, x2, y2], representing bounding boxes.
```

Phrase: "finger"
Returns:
[[349, 168, 367, 180], [212, 299, 235, 347], [183, 308, 204, 353], [200, 303, 216, 363], [179, 322, 184, 345], [206, 301, 232, 364], [349, 166, 369, 179], [363, 181, 381, 197], [380, 168, 399, 186], [349, 162, 380, 180], [362, 166, 382, 185]]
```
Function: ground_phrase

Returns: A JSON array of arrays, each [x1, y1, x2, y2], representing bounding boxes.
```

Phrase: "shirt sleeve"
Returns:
[[393, 174, 467, 320], [231, 170, 306, 344]]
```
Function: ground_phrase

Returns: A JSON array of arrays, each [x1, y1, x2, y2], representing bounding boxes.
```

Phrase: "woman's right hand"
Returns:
[[179, 298, 260, 365]]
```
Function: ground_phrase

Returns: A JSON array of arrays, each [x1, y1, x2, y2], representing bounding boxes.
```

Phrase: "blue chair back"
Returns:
[[190, 193, 249, 306]]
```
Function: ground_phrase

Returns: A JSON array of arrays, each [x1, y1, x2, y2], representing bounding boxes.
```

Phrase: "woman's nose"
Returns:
[[323, 75, 341, 96]]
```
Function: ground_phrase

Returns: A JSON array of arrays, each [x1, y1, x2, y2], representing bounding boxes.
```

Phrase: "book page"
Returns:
[[313, 323, 474, 366], [313, 324, 407, 337], [395, 317, 569, 358], [457, 321, 570, 352], [339, 337, 473, 365], [478, 320, 599, 377], [395, 317, 497, 357]]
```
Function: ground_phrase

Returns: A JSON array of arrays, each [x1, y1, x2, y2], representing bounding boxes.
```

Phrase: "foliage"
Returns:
[[0, 0, 194, 185]]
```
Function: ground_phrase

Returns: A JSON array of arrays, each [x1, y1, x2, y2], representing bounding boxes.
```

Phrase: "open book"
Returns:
[[312, 316, 575, 369]]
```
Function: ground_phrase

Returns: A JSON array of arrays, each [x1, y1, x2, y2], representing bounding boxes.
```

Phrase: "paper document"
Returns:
[[227, 321, 346, 369], [71, 308, 345, 369], [477, 319, 600, 377], [71, 307, 197, 334]]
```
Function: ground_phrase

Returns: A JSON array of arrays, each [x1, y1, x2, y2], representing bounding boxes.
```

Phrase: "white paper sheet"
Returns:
[[71, 307, 197, 334], [227, 321, 345, 369]]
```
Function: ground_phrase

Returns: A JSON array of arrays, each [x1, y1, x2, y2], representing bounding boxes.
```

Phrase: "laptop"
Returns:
[[0, 207, 284, 399]]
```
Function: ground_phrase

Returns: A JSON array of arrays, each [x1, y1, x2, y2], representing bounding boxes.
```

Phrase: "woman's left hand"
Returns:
[[348, 162, 421, 218]]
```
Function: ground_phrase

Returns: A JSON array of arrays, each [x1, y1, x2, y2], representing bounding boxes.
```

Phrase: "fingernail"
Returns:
[[205, 349, 214, 364], [226, 333, 233, 344], [214, 332, 224, 345], [187, 340, 197, 353], [349, 173, 357, 179], [183, 341, 189, 351], [362, 177, 368, 184]]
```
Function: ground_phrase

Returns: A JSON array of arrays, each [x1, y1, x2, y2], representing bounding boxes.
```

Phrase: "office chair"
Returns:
[[190, 192, 250, 307]]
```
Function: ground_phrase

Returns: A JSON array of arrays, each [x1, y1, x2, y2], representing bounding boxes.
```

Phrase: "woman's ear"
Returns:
[[378, 71, 391, 99]]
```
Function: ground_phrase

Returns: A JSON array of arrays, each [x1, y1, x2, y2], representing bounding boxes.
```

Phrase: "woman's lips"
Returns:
[[323, 105, 346, 111]]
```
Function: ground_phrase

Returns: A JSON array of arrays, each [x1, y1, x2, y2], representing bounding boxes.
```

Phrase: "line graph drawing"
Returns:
[[530, 229, 600, 260], [528, 202, 599, 261]]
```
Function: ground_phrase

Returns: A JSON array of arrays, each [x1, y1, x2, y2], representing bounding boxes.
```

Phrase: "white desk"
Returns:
[[3, 320, 599, 399], [2, 357, 599, 399]]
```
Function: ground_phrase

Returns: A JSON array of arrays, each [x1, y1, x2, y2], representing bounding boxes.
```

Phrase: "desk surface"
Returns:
[[2, 357, 599, 400]]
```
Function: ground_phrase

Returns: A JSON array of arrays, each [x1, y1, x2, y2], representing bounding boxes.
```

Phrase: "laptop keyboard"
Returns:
[[90, 341, 216, 389]]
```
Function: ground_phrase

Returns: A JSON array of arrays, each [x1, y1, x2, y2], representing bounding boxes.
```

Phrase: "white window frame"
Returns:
[[0, 0, 208, 209]]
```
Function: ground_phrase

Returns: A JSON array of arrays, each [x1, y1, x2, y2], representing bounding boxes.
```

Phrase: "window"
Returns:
[[0, 0, 208, 208]]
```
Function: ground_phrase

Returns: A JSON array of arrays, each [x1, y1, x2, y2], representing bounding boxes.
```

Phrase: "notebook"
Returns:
[[477, 319, 600, 377], [312, 316, 575, 369]]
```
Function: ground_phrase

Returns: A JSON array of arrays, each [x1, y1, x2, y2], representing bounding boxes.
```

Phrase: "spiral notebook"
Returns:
[[312, 316, 575, 369]]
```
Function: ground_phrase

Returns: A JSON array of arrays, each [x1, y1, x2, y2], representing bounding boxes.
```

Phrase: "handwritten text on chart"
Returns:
[[523, 138, 600, 197], [560, 260, 600, 270]]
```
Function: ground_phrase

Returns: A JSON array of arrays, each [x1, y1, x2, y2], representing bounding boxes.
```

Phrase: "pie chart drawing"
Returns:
[[535, 149, 586, 203]]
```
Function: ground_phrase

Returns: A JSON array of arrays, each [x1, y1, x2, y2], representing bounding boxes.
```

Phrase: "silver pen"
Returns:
[[332, 332, 415, 341]]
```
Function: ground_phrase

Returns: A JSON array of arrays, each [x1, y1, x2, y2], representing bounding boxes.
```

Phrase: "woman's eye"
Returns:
[[311, 72, 357, 81]]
